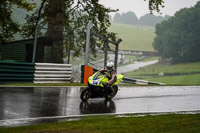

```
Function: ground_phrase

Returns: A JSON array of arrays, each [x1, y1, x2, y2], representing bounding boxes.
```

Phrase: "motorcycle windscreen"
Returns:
[[88, 72, 108, 87]]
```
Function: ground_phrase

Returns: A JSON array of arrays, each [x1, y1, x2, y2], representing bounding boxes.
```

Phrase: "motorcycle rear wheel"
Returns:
[[80, 88, 90, 101]]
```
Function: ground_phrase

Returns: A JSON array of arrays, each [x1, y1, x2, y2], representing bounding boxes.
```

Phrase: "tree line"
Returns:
[[113, 11, 170, 26], [153, 1, 200, 64]]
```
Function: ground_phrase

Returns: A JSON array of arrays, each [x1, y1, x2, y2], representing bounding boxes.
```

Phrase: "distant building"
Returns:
[[1, 37, 54, 63]]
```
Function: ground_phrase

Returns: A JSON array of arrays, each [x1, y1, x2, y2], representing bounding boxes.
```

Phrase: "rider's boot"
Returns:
[[108, 86, 115, 98]]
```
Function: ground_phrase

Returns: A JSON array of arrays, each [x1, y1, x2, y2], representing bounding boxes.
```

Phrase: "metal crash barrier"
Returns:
[[0, 61, 35, 83], [34, 63, 72, 83], [0, 61, 72, 84], [123, 77, 165, 85]]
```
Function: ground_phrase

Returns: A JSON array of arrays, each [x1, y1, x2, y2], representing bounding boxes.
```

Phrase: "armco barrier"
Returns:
[[123, 77, 165, 85], [0, 61, 72, 84], [34, 63, 72, 83], [0, 61, 35, 83]]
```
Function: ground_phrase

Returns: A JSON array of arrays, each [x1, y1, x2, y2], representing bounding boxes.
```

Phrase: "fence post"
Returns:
[[114, 43, 118, 72], [114, 38, 122, 72], [104, 39, 108, 67], [85, 21, 94, 65], [32, 25, 38, 63]]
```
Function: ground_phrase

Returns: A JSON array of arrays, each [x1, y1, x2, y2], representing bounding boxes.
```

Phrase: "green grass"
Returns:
[[129, 62, 200, 75], [124, 55, 144, 61], [124, 61, 200, 85], [146, 74, 200, 85], [109, 23, 156, 51], [1, 114, 200, 133], [142, 56, 160, 62]]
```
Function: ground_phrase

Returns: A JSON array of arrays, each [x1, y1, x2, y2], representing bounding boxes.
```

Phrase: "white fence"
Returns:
[[34, 63, 72, 83]]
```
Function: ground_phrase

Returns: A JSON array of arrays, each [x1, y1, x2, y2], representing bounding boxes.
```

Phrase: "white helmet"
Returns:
[[106, 61, 114, 71]]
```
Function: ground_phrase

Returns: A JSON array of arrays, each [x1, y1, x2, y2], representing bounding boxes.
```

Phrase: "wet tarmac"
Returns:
[[0, 86, 200, 127]]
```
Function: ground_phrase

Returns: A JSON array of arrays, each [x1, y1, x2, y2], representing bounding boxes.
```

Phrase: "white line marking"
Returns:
[[1, 110, 200, 123]]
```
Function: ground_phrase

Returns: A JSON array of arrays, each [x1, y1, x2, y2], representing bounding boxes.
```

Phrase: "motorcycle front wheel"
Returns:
[[80, 87, 90, 101]]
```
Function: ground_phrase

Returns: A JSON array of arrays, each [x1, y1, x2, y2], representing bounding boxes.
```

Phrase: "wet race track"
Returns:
[[0, 86, 200, 127]]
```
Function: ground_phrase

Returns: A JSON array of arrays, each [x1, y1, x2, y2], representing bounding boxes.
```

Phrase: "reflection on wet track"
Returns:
[[0, 86, 200, 127], [80, 100, 116, 114]]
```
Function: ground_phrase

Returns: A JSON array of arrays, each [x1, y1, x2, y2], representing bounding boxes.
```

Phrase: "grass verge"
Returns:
[[124, 61, 200, 85], [1, 113, 200, 133], [146, 74, 200, 85]]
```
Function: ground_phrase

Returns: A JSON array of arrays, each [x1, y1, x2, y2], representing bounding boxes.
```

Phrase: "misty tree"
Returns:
[[113, 12, 138, 25], [153, 1, 200, 63], [0, 0, 165, 63], [22, 0, 118, 63], [139, 14, 170, 26], [113, 13, 121, 23], [0, 0, 35, 43]]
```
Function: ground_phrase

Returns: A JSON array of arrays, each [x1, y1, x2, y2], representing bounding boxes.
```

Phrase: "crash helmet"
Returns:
[[106, 61, 114, 72]]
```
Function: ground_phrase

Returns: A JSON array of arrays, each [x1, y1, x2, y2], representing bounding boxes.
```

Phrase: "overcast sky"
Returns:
[[99, 0, 199, 18]]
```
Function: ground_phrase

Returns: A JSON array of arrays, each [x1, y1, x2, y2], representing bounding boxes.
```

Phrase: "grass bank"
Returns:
[[1, 113, 200, 133], [109, 23, 155, 51], [124, 61, 200, 85]]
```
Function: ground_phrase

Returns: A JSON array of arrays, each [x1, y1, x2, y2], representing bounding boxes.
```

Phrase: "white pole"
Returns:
[[32, 25, 38, 63], [85, 21, 94, 65]]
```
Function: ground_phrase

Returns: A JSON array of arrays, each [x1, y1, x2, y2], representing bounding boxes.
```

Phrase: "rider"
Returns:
[[99, 61, 117, 95]]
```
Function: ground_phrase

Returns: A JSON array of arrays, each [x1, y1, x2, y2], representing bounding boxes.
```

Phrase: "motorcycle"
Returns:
[[80, 71, 123, 101]]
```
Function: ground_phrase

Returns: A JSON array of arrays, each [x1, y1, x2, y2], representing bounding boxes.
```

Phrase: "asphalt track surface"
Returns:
[[0, 86, 200, 127]]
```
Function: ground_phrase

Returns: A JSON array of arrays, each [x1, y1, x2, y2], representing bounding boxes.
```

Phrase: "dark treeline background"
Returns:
[[112, 11, 170, 26], [153, 1, 200, 64]]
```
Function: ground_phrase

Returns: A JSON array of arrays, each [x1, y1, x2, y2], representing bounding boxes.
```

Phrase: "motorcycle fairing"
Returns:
[[88, 71, 123, 87], [113, 75, 124, 86], [88, 72, 107, 87]]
